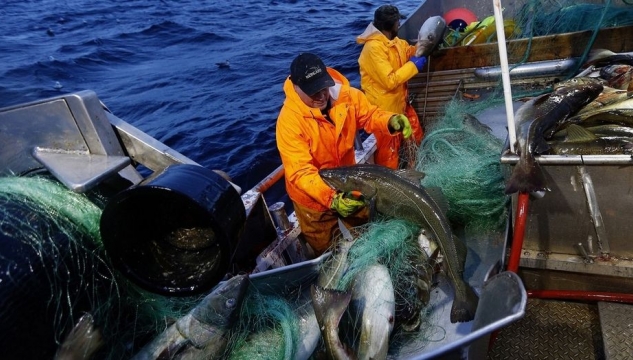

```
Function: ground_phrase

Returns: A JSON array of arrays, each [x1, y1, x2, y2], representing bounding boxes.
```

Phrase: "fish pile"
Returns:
[[56, 165, 479, 360], [320, 164, 479, 323], [128, 220, 437, 360], [309, 218, 435, 360], [505, 50, 633, 194]]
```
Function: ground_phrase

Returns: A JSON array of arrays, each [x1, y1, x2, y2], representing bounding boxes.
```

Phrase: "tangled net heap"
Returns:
[[415, 98, 509, 233]]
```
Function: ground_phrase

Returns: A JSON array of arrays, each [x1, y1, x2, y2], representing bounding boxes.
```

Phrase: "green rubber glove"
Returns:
[[330, 191, 366, 217], [388, 114, 412, 139]]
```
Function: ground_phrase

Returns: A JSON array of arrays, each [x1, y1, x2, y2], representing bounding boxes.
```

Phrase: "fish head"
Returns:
[[416, 16, 446, 57], [319, 166, 378, 199], [600, 64, 633, 79], [553, 76, 604, 90], [554, 80, 604, 110], [192, 274, 249, 326]]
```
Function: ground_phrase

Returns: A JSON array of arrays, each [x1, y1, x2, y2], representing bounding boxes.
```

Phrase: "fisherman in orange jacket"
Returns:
[[357, 4, 426, 169], [276, 52, 413, 256]]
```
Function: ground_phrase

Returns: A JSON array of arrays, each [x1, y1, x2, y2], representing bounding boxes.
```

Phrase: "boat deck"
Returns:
[[489, 299, 633, 359], [476, 101, 633, 360], [489, 299, 604, 359]]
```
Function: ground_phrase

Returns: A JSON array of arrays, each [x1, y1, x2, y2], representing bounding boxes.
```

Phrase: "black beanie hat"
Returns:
[[373, 5, 405, 31]]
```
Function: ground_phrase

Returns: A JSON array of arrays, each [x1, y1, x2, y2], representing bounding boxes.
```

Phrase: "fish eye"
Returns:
[[225, 298, 236, 308]]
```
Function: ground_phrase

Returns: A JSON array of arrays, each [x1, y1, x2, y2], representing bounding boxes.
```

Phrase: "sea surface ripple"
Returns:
[[0, 0, 422, 197]]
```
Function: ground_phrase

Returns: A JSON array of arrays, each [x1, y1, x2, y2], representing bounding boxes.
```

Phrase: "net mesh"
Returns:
[[413, 98, 510, 233], [0, 175, 206, 359]]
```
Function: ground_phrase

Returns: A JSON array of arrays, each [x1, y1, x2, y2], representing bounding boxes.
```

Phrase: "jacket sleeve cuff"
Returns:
[[326, 189, 337, 208]]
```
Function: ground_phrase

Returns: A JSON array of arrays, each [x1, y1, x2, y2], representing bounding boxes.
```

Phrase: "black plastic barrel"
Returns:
[[100, 164, 246, 296]]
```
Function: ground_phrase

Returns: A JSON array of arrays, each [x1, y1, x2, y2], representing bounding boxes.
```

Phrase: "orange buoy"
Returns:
[[443, 8, 477, 26]]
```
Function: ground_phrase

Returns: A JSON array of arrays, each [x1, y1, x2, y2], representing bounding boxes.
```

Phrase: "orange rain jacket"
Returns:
[[357, 23, 423, 168], [276, 67, 395, 212]]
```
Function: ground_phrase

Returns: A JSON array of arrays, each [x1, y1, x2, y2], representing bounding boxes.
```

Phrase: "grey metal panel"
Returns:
[[520, 267, 633, 293], [32, 149, 130, 192], [0, 91, 129, 182], [0, 97, 87, 176], [64, 91, 126, 157], [599, 301, 633, 360], [107, 112, 199, 172], [508, 163, 633, 259]]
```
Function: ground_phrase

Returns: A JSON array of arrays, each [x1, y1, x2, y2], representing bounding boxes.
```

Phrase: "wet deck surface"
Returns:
[[488, 299, 604, 360], [475, 99, 522, 142]]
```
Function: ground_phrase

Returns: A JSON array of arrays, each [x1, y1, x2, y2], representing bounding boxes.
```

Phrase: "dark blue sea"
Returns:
[[0, 0, 422, 193]]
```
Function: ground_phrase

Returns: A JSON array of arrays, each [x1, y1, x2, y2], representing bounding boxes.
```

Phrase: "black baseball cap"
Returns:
[[290, 53, 335, 96]]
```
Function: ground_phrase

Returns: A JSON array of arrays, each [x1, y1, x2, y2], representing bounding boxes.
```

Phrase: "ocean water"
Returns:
[[0, 0, 422, 193]]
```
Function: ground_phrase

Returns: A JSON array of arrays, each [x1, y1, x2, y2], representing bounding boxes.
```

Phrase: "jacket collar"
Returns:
[[356, 22, 393, 45]]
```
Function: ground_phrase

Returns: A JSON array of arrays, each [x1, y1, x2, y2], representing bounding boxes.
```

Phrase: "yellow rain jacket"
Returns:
[[276, 67, 394, 212], [357, 23, 423, 168]]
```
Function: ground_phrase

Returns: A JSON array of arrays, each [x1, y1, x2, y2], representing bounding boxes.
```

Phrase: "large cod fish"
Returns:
[[132, 274, 249, 360], [505, 79, 603, 194], [311, 240, 396, 360], [415, 16, 446, 57], [349, 263, 395, 360], [319, 164, 478, 323], [311, 238, 356, 359]]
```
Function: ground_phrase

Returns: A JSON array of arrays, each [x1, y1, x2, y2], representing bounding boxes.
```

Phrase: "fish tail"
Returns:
[[55, 313, 104, 360], [504, 154, 548, 194], [450, 281, 480, 323], [311, 284, 351, 325], [310, 285, 355, 359]]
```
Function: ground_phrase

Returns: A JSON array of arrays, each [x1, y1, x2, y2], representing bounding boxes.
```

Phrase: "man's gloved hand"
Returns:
[[330, 191, 366, 217], [410, 56, 427, 71], [388, 114, 412, 139]]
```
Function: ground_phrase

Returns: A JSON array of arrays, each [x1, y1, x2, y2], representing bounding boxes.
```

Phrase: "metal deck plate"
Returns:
[[488, 299, 603, 360], [599, 302, 633, 360]]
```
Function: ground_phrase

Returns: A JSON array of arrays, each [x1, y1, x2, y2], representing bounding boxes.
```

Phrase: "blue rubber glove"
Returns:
[[388, 114, 412, 139], [410, 56, 427, 71]]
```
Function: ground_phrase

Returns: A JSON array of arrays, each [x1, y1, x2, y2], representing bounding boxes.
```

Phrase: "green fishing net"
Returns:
[[0, 175, 207, 359], [337, 220, 430, 292], [512, 1, 633, 38], [509, 0, 633, 78], [444, 0, 633, 78], [413, 98, 509, 233], [225, 291, 301, 360]]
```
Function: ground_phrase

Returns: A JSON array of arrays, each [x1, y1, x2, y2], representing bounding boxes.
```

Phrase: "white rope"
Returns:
[[493, 0, 516, 153]]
